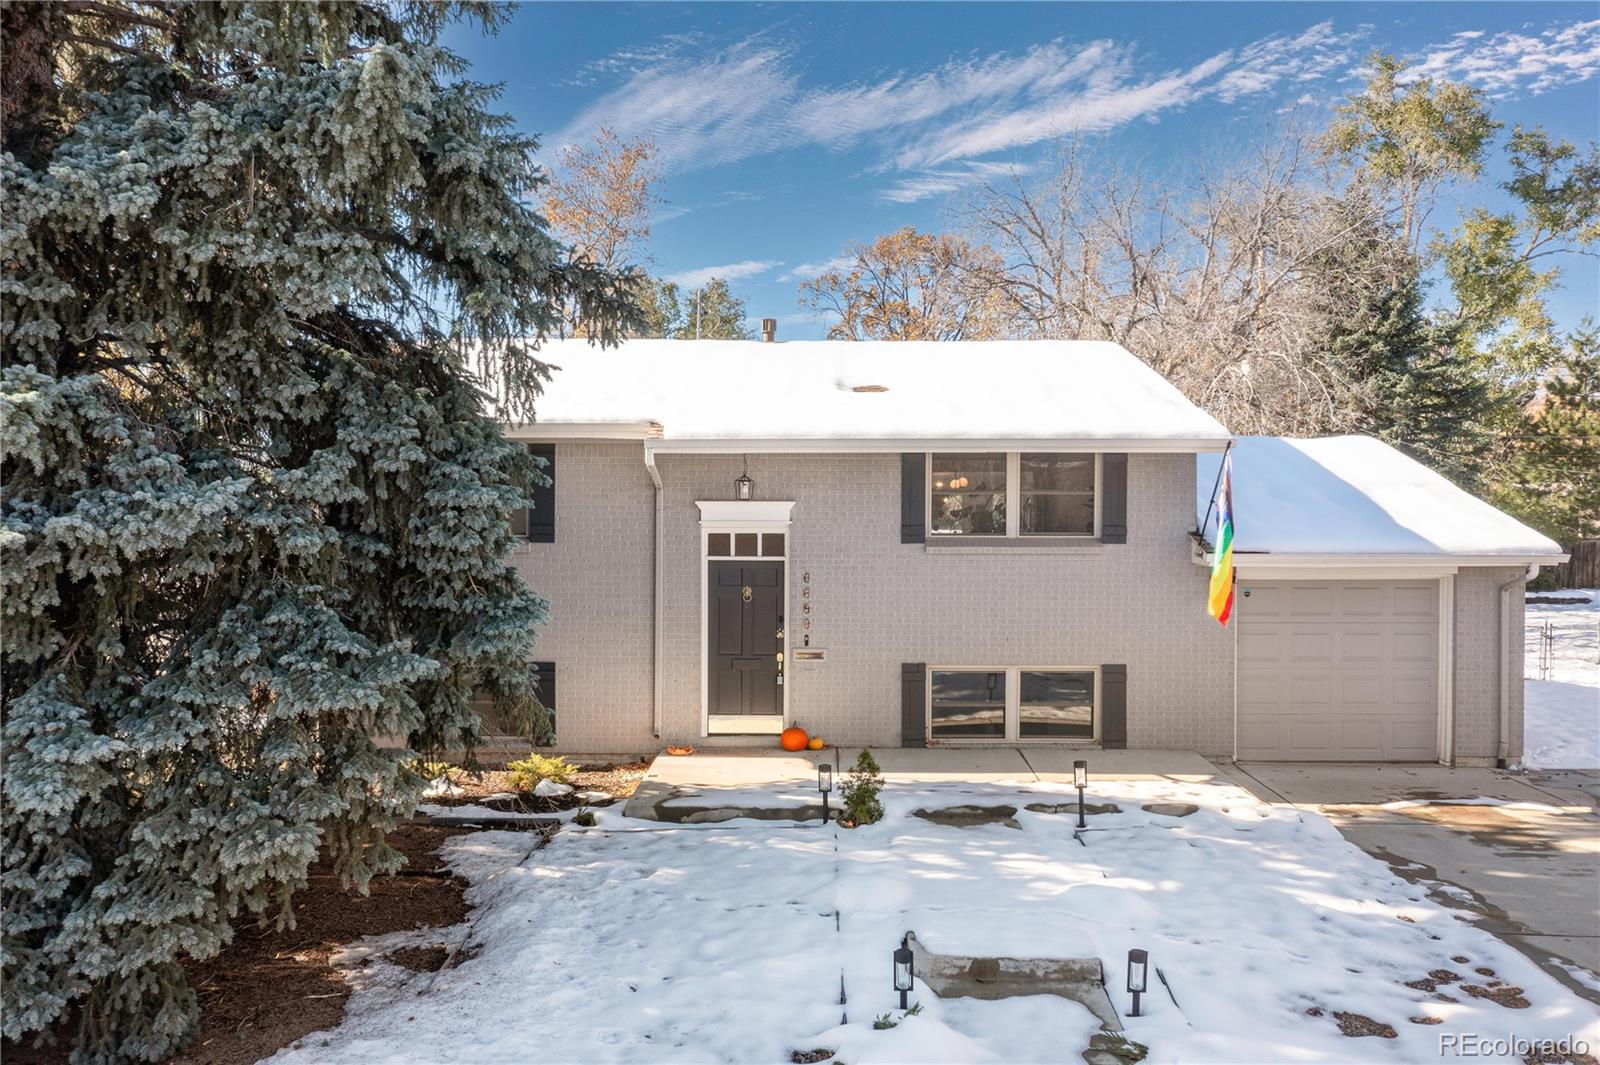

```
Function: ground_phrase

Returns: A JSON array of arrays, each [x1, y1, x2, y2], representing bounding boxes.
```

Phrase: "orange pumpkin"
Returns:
[[807, 736, 826, 751], [780, 726, 809, 752]]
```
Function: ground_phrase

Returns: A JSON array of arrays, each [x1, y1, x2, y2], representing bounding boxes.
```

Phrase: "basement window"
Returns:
[[931, 667, 1097, 742]]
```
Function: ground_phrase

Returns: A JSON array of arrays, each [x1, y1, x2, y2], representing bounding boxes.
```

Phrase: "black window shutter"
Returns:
[[900, 453, 925, 543], [1101, 664, 1127, 749], [1100, 453, 1127, 544], [509, 505, 530, 538], [528, 443, 555, 543], [901, 662, 927, 748], [533, 660, 556, 745]]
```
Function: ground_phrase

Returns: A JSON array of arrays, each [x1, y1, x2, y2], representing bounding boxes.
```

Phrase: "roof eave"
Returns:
[[642, 435, 1231, 453], [1191, 548, 1569, 569]]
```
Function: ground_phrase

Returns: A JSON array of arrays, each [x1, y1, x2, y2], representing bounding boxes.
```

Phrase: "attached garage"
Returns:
[[1236, 580, 1439, 761], [1199, 437, 1569, 766]]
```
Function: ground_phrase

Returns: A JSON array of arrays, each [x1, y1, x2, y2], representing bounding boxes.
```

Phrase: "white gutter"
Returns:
[[644, 435, 1230, 454], [1498, 563, 1539, 766], [504, 421, 658, 441], [1191, 546, 1569, 570], [644, 444, 665, 739]]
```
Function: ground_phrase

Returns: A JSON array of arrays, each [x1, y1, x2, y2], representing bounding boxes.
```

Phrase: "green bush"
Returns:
[[420, 760, 455, 781], [841, 749, 885, 825], [507, 753, 578, 792]]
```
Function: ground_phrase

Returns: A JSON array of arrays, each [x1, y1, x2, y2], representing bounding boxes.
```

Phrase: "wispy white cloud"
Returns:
[[878, 160, 1032, 204], [1401, 18, 1600, 95], [559, 15, 1598, 185], [776, 256, 854, 283], [664, 259, 782, 288], [556, 40, 798, 169], [559, 25, 1368, 175]]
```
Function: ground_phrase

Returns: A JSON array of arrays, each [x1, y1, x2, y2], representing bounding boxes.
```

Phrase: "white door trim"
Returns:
[[698, 502, 794, 737]]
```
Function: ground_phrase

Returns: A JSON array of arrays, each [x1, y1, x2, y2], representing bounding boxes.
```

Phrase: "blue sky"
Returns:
[[447, 3, 1600, 339]]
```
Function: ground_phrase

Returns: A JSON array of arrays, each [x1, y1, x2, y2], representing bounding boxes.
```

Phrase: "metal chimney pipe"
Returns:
[[760, 318, 777, 343]]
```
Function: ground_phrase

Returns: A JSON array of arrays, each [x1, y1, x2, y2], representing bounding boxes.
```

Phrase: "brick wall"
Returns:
[[506, 442, 658, 755], [654, 451, 1235, 754], [501, 443, 1523, 764], [1452, 566, 1526, 764]]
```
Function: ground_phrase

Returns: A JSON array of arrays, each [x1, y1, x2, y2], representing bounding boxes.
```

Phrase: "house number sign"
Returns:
[[794, 572, 825, 662], [801, 571, 813, 644]]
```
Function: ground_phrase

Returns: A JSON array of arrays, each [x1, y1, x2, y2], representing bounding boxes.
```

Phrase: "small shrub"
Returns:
[[419, 760, 455, 781], [871, 1003, 920, 1030], [840, 749, 885, 826], [507, 753, 578, 792]]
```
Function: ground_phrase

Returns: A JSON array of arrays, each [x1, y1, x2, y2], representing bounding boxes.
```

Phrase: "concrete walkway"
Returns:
[[624, 747, 1224, 820], [1219, 761, 1600, 1006]]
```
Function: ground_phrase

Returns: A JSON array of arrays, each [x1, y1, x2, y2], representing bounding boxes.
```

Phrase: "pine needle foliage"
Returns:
[[0, 3, 636, 1059], [841, 749, 885, 826]]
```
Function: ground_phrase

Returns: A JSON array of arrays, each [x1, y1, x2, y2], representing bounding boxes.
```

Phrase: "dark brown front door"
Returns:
[[709, 560, 782, 718]]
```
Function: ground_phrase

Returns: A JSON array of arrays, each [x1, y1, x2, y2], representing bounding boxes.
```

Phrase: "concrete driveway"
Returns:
[[1219, 761, 1600, 1006]]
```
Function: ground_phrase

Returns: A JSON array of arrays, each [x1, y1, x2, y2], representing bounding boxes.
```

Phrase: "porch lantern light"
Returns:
[[1126, 948, 1149, 1017], [818, 763, 833, 822], [734, 457, 755, 500], [1073, 759, 1088, 829], [893, 937, 914, 1010]]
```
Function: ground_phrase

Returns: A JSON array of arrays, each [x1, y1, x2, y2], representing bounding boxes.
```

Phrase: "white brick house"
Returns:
[[498, 338, 1564, 766]]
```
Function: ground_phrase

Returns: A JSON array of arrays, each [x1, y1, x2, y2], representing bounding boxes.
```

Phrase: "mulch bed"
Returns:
[[3, 824, 475, 1065], [173, 823, 474, 1065], [6, 761, 648, 1065]]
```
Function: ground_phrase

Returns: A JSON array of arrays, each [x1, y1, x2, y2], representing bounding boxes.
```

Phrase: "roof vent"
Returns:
[[760, 318, 777, 343], [850, 384, 889, 393]]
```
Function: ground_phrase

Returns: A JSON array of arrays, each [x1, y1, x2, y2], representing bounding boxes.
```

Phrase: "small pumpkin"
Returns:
[[780, 726, 809, 752], [807, 736, 826, 751]]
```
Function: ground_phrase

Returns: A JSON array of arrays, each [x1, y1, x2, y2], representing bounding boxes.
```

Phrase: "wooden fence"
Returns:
[[1553, 539, 1600, 589]]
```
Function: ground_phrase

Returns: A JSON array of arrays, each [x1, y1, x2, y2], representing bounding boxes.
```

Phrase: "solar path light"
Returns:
[[1074, 759, 1088, 828], [893, 937, 914, 1010], [1127, 948, 1149, 1017]]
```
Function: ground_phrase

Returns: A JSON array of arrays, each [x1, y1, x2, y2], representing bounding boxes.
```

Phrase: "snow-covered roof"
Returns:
[[522, 339, 1230, 449], [1197, 436, 1565, 563]]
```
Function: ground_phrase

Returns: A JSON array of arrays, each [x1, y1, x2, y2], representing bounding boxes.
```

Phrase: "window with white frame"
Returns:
[[929, 453, 1097, 537], [930, 667, 1097, 741]]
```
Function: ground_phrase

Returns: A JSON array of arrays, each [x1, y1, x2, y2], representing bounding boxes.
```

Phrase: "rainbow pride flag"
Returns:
[[1208, 454, 1235, 626]]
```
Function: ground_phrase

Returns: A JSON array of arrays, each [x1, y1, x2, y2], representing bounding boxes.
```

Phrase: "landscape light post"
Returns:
[[1127, 948, 1148, 1017], [893, 937, 914, 1010], [1074, 759, 1088, 829], [817, 763, 832, 822]]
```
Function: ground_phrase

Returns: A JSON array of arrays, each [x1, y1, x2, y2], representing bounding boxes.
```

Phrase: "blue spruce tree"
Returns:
[[0, 3, 637, 1059]]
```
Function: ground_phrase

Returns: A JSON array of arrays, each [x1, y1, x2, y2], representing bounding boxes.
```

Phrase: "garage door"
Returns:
[[1237, 580, 1438, 761]]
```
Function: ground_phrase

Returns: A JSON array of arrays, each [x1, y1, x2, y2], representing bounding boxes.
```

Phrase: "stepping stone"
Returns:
[[1142, 802, 1199, 818], [1025, 802, 1121, 816], [913, 805, 1020, 829]]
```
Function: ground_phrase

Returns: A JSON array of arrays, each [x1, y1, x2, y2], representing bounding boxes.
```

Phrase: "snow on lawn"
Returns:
[[1524, 590, 1600, 769], [270, 777, 1599, 1065]]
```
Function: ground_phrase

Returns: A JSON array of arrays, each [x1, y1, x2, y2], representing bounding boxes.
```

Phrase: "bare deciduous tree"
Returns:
[[798, 227, 1010, 341], [542, 128, 661, 335], [958, 132, 1397, 434], [543, 126, 662, 272]]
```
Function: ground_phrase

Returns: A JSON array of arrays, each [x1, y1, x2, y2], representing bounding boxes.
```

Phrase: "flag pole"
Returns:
[[1198, 439, 1233, 543]]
